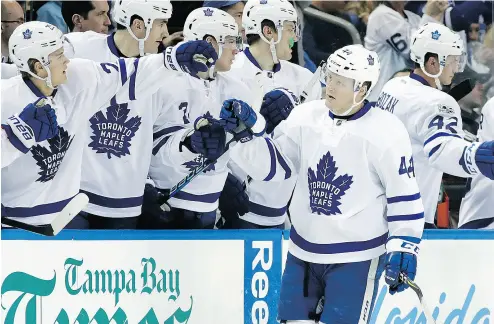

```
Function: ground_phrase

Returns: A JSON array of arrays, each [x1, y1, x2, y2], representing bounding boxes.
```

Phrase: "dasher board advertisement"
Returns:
[[1, 230, 283, 324]]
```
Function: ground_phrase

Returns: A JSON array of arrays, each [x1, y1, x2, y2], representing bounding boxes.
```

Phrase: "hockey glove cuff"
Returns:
[[474, 141, 494, 180]]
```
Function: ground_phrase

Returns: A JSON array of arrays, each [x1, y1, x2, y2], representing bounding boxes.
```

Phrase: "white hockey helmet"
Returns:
[[9, 21, 65, 89], [324, 44, 380, 114], [184, 7, 241, 52], [410, 22, 466, 79], [243, 0, 299, 63], [113, 0, 173, 56]]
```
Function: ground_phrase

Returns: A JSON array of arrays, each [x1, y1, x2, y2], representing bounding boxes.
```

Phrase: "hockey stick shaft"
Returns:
[[447, 79, 473, 102], [160, 74, 265, 209], [300, 62, 324, 104], [400, 274, 437, 324]]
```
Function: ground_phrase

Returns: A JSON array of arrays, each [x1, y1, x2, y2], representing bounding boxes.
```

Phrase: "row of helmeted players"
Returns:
[[2, 0, 494, 323]]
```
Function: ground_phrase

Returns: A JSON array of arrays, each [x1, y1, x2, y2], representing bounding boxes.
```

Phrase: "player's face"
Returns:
[[324, 71, 356, 113], [47, 47, 70, 87], [143, 19, 169, 54], [210, 36, 240, 72], [275, 21, 297, 61], [81, 1, 111, 34], [439, 55, 462, 86], [224, 2, 246, 42]]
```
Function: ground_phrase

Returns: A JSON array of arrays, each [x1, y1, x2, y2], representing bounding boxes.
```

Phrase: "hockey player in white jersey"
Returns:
[[63, 0, 192, 229], [226, 44, 424, 323], [145, 7, 255, 229], [1, 21, 217, 228], [376, 22, 494, 228], [220, 0, 322, 230], [365, 1, 422, 101], [459, 97, 494, 229]]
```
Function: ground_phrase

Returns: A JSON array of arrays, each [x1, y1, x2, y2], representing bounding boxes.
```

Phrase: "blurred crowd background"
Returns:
[[2, 0, 493, 228]]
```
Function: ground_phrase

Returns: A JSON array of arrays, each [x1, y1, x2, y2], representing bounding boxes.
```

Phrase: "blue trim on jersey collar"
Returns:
[[409, 72, 431, 87], [243, 47, 281, 73], [23, 78, 57, 98], [328, 101, 374, 121], [107, 32, 127, 58]]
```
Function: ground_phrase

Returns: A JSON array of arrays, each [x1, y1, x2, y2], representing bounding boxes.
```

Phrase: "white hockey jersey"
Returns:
[[459, 97, 494, 229], [1, 53, 177, 225], [64, 31, 175, 217], [1, 62, 20, 79], [231, 101, 424, 264], [227, 48, 322, 226], [148, 71, 252, 213], [377, 73, 482, 225], [365, 4, 422, 101]]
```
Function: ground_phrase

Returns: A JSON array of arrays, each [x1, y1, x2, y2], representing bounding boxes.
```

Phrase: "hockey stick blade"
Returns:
[[447, 79, 473, 102], [1, 193, 89, 236], [400, 273, 437, 323]]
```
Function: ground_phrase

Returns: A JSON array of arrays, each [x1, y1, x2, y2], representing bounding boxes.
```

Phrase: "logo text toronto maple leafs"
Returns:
[[307, 151, 353, 215], [88, 103, 141, 159], [31, 127, 74, 183]]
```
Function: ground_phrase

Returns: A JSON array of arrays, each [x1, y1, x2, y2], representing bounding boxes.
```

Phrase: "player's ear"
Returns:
[[33, 60, 46, 77], [262, 25, 274, 41], [72, 14, 82, 29]]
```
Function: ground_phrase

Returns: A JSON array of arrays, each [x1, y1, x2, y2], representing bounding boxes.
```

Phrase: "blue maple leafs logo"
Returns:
[[431, 30, 441, 40], [307, 151, 353, 216], [22, 29, 32, 39], [203, 8, 214, 16], [88, 103, 142, 159], [31, 127, 74, 183], [367, 54, 375, 66], [183, 156, 215, 173]]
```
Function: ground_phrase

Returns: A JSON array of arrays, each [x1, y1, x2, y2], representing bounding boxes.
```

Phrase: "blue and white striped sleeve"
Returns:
[[86, 52, 180, 111], [375, 125, 424, 255], [230, 120, 300, 182], [420, 97, 481, 178]]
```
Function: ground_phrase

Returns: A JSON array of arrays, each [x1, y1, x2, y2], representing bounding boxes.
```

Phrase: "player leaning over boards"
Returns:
[[375, 22, 494, 229], [64, 0, 215, 229], [219, 0, 322, 230], [226, 44, 425, 323], [1, 20, 217, 229], [459, 97, 494, 229], [144, 7, 253, 229]]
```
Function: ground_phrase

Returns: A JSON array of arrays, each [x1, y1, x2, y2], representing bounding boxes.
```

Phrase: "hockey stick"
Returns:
[[400, 273, 437, 324], [447, 79, 473, 102], [300, 61, 325, 104], [159, 73, 265, 211], [1, 193, 89, 236]]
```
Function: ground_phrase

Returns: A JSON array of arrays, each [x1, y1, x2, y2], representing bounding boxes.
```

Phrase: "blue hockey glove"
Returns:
[[220, 99, 266, 142], [384, 252, 417, 295], [188, 115, 226, 161], [219, 173, 249, 220], [2, 98, 58, 153], [260, 88, 299, 134], [164, 40, 217, 79], [475, 141, 494, 180]]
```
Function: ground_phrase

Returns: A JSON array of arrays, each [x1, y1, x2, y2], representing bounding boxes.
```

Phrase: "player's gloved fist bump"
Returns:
[[164, 40, 218, 79], [260, 88, 299, 134], [189, 115, 226, 161], [2, 98, 59, 153], [384, 252, 417, 295], [219, 173, 249, 218], [475, 141, 494, 180]]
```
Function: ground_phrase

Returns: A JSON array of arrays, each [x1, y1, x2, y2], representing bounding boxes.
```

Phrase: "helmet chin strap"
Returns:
[[259, 27, 284, 65], [329, 83, 367, 117], [126, 26, 152, 57], [27, 65, 55, 89], [420, 63, 444, 90]]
